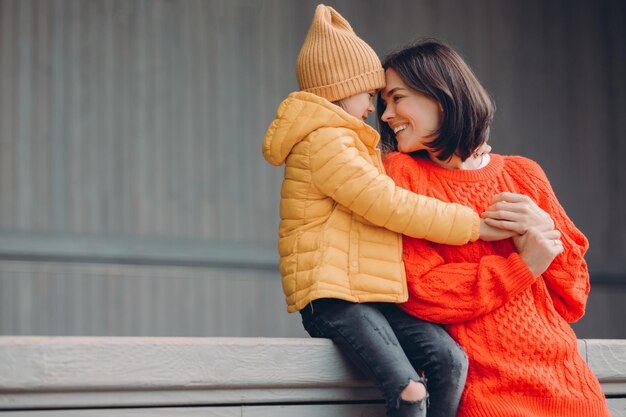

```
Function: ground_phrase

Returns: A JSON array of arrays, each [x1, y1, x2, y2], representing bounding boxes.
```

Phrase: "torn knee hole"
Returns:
[[400, 379, 427, 402]]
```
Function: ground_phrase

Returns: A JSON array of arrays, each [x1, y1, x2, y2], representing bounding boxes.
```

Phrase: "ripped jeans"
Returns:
[[300, 299, 467, 417]]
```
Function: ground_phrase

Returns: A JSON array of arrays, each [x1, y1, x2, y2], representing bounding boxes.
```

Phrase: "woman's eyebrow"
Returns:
[[383, 87, 406, 97]]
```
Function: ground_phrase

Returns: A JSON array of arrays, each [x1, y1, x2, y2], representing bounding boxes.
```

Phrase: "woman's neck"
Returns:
[[428, 153, 485, 170]]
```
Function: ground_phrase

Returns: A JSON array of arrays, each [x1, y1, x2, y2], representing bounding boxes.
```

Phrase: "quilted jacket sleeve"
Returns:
[[309, 130, 480, 245]]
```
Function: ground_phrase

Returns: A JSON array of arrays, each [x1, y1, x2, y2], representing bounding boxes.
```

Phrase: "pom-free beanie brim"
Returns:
[[302, 69, 385, 103]]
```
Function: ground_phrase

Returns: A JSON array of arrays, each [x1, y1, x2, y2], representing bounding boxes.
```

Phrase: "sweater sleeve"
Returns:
[[400, 236, 537, 323], [309, 131, 480, 245], [512, 158, 590, 323]]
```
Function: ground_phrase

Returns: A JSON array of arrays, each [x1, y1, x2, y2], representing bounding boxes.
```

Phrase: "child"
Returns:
[[262, 5, 507, 417]]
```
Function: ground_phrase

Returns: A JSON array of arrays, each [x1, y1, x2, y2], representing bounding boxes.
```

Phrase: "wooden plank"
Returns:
[[0, 337, 624, 411]]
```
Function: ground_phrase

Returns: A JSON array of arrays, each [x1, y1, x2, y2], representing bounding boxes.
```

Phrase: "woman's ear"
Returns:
[[437, 103, 444, 124]]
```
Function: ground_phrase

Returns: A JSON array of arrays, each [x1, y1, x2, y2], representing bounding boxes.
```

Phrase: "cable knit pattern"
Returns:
[[384, 152, 611, 417]]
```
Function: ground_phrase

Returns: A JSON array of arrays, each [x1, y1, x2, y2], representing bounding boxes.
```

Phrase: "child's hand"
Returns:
[[479, 218, 517, 241]]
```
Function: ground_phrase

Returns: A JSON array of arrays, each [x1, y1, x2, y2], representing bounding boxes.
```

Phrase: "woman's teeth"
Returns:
[[393, 125, 408, 134]]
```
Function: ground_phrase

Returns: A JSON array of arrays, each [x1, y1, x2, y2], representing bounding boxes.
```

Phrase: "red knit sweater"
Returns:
[[384, 152, 610, 417]]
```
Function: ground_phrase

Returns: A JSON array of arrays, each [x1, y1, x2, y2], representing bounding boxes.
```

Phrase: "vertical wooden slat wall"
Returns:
[[0, 0, 624, 337]]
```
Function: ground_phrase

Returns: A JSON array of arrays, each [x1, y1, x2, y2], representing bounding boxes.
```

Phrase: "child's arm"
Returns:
[[309, 131, 479, 245]]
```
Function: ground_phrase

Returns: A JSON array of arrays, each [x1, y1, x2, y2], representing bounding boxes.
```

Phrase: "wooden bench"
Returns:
[[0, 337, 624, 416]]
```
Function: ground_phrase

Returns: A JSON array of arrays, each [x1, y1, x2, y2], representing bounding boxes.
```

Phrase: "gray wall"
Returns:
[[0, 0, 624, 338]]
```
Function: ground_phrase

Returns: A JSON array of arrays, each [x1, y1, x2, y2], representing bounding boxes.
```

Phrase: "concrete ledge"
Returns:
[[0, 337, 624, 416], [580, 338, 626, 396], [0, 337, 378, 410]]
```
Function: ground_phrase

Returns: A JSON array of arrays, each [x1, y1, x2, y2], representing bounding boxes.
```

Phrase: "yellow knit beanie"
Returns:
[[296, 4, 385, 103]]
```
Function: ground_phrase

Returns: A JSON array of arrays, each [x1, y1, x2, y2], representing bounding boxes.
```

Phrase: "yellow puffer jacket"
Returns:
[[263, 91, 479, 313]]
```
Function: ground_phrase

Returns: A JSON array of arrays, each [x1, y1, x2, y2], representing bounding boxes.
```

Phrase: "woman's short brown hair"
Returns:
[[377, 39, 494, 161]]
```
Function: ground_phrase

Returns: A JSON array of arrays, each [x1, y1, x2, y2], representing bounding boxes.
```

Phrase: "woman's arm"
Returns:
[[400, 237, 537, 324], [483, 159, 590, 322], [309, 131, 479, 245], [539, 227, 589, 323], [525, 163, 590, 322]]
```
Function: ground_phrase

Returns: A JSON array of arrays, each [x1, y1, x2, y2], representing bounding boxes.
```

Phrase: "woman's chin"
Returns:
[[397, 142, 419, 154]]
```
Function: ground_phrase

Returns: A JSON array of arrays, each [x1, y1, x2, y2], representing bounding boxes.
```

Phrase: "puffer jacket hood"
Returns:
[[262, 91, 378, 166]]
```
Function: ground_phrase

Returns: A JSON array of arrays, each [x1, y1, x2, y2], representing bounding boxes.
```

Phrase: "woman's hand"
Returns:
[[480, 192, 563, 275], [481, 192, 554, 235], [513, 226, 564, 277]]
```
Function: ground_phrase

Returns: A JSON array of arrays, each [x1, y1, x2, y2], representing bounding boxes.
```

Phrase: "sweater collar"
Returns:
[[412, 153, 505, 181]]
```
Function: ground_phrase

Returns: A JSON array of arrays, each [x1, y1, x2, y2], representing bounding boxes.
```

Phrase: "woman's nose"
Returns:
[[381, 105, 393, 122]]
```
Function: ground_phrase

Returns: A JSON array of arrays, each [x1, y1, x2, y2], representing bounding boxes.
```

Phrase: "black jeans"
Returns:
[[300, 299, 467, 417]]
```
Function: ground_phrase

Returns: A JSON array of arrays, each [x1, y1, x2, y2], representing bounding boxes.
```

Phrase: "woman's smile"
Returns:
[[393, 124, 409, 134]]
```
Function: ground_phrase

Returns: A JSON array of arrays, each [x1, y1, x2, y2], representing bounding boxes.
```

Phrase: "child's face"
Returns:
[[340, 91, 376, 121]]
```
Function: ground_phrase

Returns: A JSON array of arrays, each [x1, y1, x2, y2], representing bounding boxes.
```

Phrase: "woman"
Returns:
[[377, 39, 611, 417]]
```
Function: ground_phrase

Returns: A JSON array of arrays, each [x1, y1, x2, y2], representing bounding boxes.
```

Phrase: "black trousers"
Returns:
[[300, 299, 467, 417]]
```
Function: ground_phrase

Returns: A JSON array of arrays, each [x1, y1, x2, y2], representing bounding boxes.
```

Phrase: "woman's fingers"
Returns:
[[481, 208, 522, 221], [484, 201, 544, 216], [534, 228, 565, 256], [483, 216, 556, 234], [490, 192, 533, 205], [514, 227, 564, 276], [483, 205, 551, 226], [484, 195, 555, 232], [484, 201, 526, 214], [541, 229, 562, 240]]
